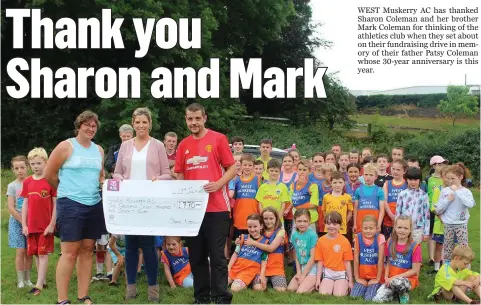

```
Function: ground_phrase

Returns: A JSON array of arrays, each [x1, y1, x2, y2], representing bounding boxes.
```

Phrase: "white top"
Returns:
[[435, 187, 475, 225], [130, 140, 151, 180]]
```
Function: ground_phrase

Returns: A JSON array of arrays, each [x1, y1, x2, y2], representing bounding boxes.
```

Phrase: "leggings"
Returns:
[[443, 224, 468, 262], [373, 277, 411, 303], [125, 235, 158, 286]]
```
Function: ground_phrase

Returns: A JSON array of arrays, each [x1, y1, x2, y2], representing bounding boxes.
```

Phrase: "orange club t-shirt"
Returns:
[[175, 129, 235, 213], [314, 234, 353, 271]]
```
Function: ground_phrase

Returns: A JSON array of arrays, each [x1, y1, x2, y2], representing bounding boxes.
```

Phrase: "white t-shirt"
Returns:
[[130, 140, 151, 180]]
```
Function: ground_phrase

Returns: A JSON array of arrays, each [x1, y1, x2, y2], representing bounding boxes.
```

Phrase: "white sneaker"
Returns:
[[17, 281, 25, 288], [24, 280, 34, 287]]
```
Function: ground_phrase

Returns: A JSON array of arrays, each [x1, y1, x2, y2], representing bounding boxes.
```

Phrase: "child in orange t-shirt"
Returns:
[[372, 216, 422, 304], [350, 215, 385, 301], [314, 211, 354, 296], [382, 160, 407, 239]]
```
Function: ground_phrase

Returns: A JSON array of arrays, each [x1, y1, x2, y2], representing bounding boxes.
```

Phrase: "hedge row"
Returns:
[[356, 93, 448, 109]]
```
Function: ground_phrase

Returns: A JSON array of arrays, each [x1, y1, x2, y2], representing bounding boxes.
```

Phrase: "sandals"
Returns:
[[56, 301, 71, 304], [28, 287, 41, 296], [77, 296, 94, 304]]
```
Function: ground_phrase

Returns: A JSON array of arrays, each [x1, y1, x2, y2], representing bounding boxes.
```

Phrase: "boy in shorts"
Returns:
[[428, 245, 480, 304], [21, 148, 57, 295]]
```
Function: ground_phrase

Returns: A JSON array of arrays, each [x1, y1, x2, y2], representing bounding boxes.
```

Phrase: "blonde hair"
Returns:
[[363, 163, 378, 175], [452, 245, 475, 262], [27, 147, 48, 161], [132, 107, 153, 130], [321, 162, 337, 173], [390, 215, 414, 260]]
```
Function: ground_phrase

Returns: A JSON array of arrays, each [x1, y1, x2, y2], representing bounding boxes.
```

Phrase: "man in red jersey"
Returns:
[[175, 103, 236, 304]]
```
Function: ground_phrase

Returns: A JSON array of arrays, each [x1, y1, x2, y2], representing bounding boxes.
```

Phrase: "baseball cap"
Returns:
[[430, 155, 448, 166]]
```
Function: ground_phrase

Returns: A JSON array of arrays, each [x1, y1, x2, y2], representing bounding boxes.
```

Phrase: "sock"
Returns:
[[96, 263, 104, 274], [434, 262, 440, 271], [17, 271, 25, 284], [24, 270, 31, 282], [96, 250, 105, 274]]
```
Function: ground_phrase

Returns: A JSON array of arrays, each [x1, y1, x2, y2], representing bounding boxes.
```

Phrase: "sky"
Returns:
[[310, 0, 481, 91]]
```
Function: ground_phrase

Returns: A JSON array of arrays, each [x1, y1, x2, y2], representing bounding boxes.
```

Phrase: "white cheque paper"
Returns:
[[102, 179, 209, 236]]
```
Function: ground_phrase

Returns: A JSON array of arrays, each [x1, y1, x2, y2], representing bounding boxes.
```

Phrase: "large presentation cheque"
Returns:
[[102, 179, 209, 236]]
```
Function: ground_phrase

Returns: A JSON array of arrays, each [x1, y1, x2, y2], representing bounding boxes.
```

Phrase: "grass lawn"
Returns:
[[1, 169, 480, 304], [352, 114, 480, 131]]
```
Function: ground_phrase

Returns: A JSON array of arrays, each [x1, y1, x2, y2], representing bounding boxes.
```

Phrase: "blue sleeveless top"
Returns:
[[57, 138, 102, 206]]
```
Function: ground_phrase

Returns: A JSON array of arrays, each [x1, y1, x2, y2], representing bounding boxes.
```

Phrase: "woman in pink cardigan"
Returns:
[[113, 107, 170, 302]]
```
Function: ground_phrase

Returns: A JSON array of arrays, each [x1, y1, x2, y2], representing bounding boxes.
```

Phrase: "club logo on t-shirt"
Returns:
[[41, 189, 48, 198], [340, 200, 347, 206], [333, 244, 341, 253], [205, 145, 213, 152]]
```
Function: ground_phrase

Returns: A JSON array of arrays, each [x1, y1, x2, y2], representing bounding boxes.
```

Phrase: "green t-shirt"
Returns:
[[428, 262, 480, 298], [255, 182, 290, 214], [427, 175, 443, 208], [431, 186, 444, 235]]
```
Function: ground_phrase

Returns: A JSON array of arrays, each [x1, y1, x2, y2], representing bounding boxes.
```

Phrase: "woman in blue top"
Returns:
[[45, 111, 105, 305]]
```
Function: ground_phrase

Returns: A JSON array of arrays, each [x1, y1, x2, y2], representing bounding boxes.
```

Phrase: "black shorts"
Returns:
[[430, 212, 436, 234], [56, 197, 106, 242]]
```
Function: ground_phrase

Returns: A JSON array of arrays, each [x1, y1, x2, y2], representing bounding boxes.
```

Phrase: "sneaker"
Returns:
[[427, 269, 439, 274], [24, 280, 34, 287], [399, 293, 410, 304], [109, 282, 119, 287], [17, 281, 25, 288], [427, 260, 435, 266], [92, 273, 109, 281]]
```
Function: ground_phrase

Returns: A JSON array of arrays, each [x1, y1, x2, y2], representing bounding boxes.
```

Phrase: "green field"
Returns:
[[352, 114, 480, 131], [1, 169, 480, 304]]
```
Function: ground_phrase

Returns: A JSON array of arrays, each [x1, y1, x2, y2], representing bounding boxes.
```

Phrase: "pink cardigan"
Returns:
[[113, 137, 171, 180]]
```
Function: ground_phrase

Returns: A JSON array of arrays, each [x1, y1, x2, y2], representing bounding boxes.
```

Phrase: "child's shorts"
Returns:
[[253, 274, 287, 288], [182, 273, 194, 288], [321, 267, 348, 281], [27, 233, 54, 256], [301, 264, 318, 276], [432, 233, 444, 244], [8, 215, 26, 248], [108, 247, 126, 264], [97, 234, 109, 246]]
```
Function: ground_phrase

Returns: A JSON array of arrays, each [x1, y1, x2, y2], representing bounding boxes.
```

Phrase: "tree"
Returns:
[[438, 86, 479, 126]]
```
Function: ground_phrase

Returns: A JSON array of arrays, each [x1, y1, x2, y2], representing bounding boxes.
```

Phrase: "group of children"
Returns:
[[6, 139, 479, 304], [224, 138, 479, 303], [6, 148, 194, 296]]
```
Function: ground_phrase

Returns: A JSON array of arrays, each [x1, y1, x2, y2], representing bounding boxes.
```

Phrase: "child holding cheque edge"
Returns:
[[315, 211, 354, 297], [350, 215, 385, 301], [228, 214, 268, 292]]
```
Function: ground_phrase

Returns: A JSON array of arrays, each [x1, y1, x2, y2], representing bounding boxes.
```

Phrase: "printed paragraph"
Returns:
[[356, 6, 479, 74]]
